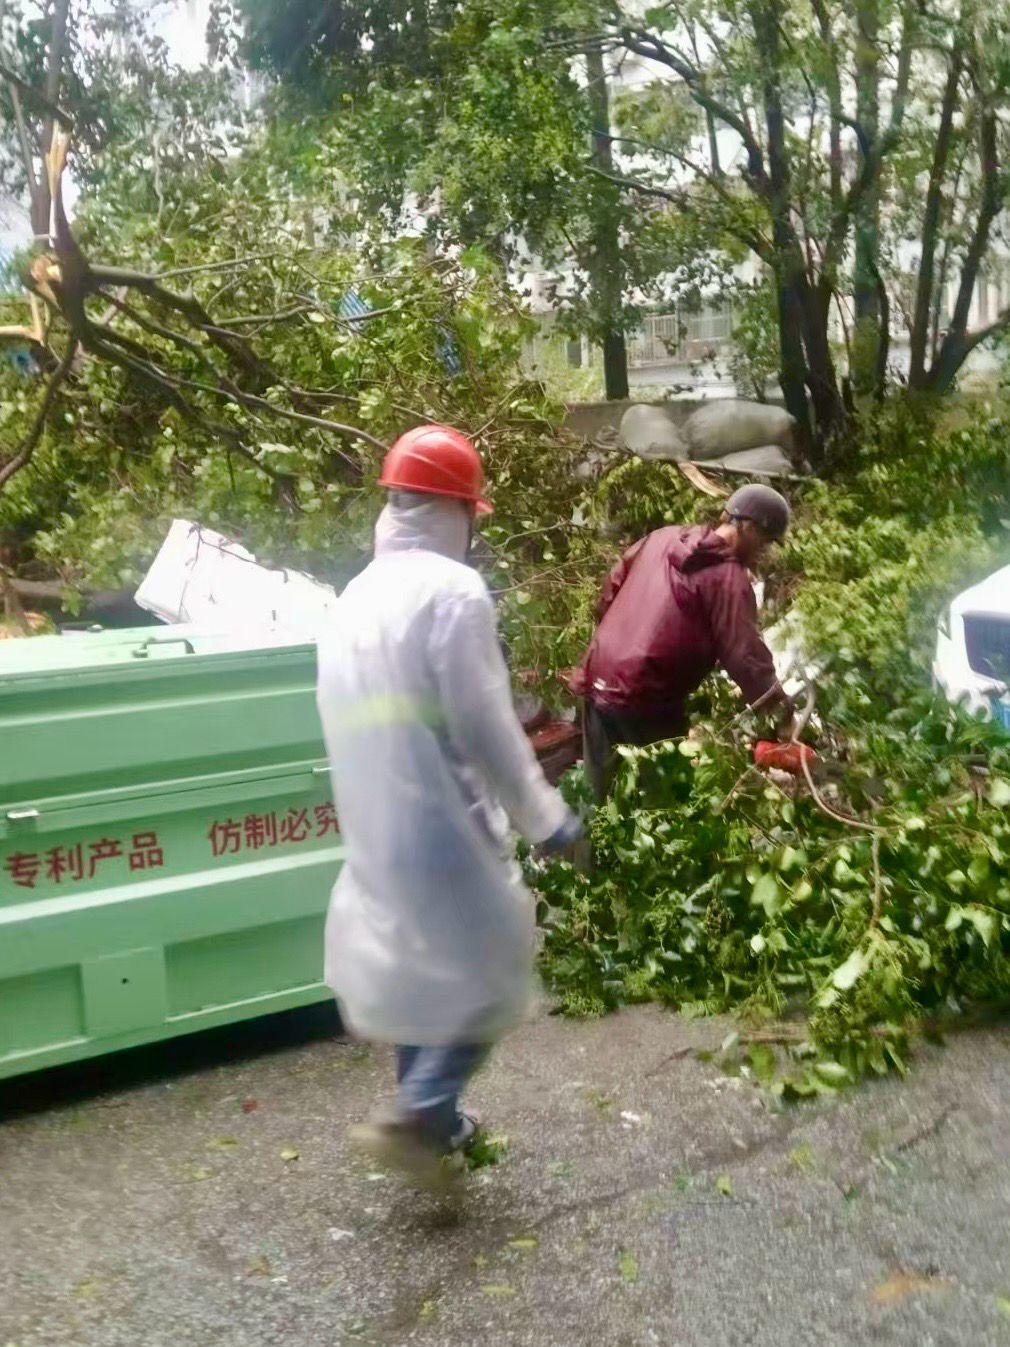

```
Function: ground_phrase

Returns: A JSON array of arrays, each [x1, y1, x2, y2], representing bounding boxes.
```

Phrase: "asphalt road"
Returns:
[[2, 1003, 1009, 1347]]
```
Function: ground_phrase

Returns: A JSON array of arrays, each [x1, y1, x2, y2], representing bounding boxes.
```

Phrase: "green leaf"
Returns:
[[963, 905, 998, 948], [968, 855, 991, 887], [829, 946, 869, 992], [778, 845, 805, 873], [792, 878, 814, 904], [750, 873, 782, 917], [746, 1043, 777, 1084], [813, 1060, 850, 1085], [988, 778, 1010, 807], [482, 1284, 516, 1299], [467, 1131, 510, 1170], [617, 1249, 639, 1284], [715, 1174, 734, 1197]]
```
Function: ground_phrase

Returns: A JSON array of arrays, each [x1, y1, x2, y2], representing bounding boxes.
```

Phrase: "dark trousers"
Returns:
[[582, 699, 686, 802], [394, 1043, 488, 1148]]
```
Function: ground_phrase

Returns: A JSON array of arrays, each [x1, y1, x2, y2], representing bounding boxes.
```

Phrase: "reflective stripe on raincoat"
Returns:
[[316, 495, 571, 1046]]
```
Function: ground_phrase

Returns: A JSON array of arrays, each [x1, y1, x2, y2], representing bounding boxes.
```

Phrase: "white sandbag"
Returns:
[[618, 403, 687, 461], [684, 400, 795, 459], [716, 445, 795, 475]]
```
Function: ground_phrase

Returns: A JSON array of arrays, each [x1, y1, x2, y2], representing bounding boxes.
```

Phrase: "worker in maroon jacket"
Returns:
[[570, 484, 793, 800]]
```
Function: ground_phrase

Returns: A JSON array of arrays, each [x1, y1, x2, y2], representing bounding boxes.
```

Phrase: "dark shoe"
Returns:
[[449, 1112, 479, 1153], [349, 1118, 464, 1192]]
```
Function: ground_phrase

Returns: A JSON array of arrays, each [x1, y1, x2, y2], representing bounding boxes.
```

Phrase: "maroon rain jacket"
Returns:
[[568, 525, 782, 724]]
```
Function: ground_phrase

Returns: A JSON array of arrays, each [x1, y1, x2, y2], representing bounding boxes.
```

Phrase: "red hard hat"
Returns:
[[378, 424, 492, 514]]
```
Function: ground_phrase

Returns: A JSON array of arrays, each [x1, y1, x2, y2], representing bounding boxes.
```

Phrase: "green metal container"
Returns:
[[0, 625, 342, 1079]]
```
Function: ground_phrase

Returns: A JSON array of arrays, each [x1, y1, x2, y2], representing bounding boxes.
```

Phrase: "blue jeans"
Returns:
[[395, 1043, 488, 1148]]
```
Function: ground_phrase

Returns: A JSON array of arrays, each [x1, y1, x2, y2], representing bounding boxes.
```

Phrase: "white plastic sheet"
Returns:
[[135, 519, 340, 638]]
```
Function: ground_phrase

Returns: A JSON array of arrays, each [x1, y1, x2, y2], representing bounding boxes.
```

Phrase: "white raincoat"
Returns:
[[317, 495, 571, 1046]]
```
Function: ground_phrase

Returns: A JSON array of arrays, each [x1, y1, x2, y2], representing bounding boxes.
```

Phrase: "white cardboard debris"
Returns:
[[135, 519, 340, 638]]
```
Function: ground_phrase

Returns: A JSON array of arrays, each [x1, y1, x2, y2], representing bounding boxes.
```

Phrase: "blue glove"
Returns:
[[538, 812, 584, 856]]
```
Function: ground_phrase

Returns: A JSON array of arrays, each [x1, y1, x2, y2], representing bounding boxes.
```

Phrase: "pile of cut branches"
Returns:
[[533, 674, 1010, 1094]]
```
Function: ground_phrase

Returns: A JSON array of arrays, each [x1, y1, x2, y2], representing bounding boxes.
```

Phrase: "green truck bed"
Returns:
[[0, 625, 342, 1079]]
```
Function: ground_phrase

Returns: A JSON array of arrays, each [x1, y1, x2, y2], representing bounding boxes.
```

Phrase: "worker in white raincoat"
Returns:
[[317, 425, 581, 1189]]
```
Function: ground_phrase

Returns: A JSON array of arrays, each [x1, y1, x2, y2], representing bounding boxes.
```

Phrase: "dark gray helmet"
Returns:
[[725, 483, 791, 540]]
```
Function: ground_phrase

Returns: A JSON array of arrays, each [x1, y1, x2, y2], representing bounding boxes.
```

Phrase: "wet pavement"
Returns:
[[2, 1003, 1009, 1346]]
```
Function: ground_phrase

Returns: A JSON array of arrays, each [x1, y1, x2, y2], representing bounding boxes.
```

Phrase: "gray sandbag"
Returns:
[[618, 403, 687, 461], [684, 400, 795, 460], [716, 445, 795, 476]]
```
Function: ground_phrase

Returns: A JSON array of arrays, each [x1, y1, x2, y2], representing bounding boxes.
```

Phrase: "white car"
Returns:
[[934, 564, 1010, 725]]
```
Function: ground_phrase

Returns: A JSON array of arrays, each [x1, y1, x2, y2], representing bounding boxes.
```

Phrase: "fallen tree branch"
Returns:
[[153, 250, 326, 281]]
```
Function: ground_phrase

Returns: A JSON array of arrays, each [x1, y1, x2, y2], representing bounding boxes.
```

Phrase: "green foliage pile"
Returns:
[[531, 406, 1010, 1092], [536, 696, 1010, 1095]]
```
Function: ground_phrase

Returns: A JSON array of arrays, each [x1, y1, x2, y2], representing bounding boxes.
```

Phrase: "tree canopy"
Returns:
[[226, 0, 1010, 457]]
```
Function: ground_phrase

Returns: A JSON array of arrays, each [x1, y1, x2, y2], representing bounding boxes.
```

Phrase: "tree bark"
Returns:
[[926, 90, 1003, 393], [586, 45, 629, 400], [30, 0, 71, 239], [851, 0, 881, 397], [908, 40, 964, 389], [752, 0, 841, 458], [775, 275, 814, 448]]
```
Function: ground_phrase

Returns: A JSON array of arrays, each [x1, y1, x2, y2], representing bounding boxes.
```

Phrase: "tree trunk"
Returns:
[[775, 274, 814, 451], [851, 0, 881, 397], [586, 45, 629, 400], [926, 74, 1001, 395], [29, 0, 71, 239], [801, 277, 845, 452], [752, 0, 842, 459], [908, 41, 963, 389]]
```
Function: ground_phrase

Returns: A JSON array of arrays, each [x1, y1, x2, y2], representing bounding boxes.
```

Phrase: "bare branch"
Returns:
[[616, 26, 770, 195], [152, 250, 326, 282], [927, 46, 1007, 392], [953, 305, 1010, 359], [586, 163, 771, 259], [98, 290, 214, 362], [213, 304, 314, 328]]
